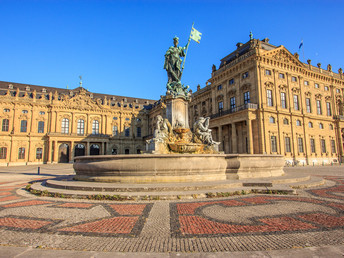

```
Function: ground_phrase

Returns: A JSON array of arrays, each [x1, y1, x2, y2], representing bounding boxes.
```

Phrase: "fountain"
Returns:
[[73, 34, 285, 184]]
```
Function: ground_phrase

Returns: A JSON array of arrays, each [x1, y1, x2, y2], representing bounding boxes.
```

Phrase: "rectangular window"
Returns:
[[265, 69, 271, 76], [0, 147, 7, 159], [18, 147, 25, 159], [271, 136, 277, 153], [20, 120, 27, 132], [316, 100, 322, 115], [218, 101, 223, 112], [293, 95, 299, 110], [298, 138, 304, 153], [279, 73, 285, 79], [331, 140, 336, 153], [242, 72, 249, 79], [36, 148, 43, 159], [304, 81, 309, 86], [280, 92, 287, 109], [61, 118, 69, 134], [310, 139, 316, 153], [137, 127, 141, 137], [230, 97, 236, 110], [244, 91, 250, 104], [306, 98, 311, 113], [324, 86, 329, 91], [326, 102, 332, 116], [2, 119, 9, 132], [112, 125, 118, 136], [217, 85, 222, 90], [285, 137, 291, 152], [229, 78, 234, 85], [77, 120, 85, 135], [291, 76, 297, 82], [125, 127, 130, 137], [267, 90, 273, 106], [38, 121, 44, 133], [321, 139, 326, 153], [92, 121, 99, 135], [315, 83, 319, 89]]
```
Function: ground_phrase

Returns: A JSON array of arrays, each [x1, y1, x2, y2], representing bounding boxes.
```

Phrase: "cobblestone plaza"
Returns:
[[0, 164, 342, 256]]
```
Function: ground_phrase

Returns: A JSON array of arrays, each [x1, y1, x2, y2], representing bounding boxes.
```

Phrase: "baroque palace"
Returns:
[[0, 80, 155, 165], [0, 36, 343, 165], [190, 37, 344, 165]]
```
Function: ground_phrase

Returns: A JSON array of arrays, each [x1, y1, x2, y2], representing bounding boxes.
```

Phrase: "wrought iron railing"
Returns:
[[210, 103, 258, 119]]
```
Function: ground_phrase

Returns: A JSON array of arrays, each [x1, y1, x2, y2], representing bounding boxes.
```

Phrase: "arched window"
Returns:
[[125, 149, 130, 154], [296, 120, 301, 126], [308, 122, 313, 128], [283, 118, 289, 125], [77, 119, 85, 135], [269, 117, 275, 123], [2, 119, 9, 132], [61, 118, 69, 134], [92, 120, 99, 135], [319, 123, 324, 129]]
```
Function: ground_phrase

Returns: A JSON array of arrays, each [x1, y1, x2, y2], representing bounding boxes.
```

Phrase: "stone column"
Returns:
[[247, 119, 253, 154], [231, 123, 237, 153], [101, 142, 105, 155], [53, 141, 58, 163], [218, 125, 223, 151], [86, 141, 90, 155], [47, 140, 52, 163], [69, 141, 74, 162]]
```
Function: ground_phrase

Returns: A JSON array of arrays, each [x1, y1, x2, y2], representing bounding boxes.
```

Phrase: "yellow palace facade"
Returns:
[[190, 37, 344, 165], [0, 81, 154, 166]]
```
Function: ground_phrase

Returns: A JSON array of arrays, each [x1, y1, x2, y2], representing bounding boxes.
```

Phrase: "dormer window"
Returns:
[[25, 86, 30, 91], [8, 84, 13, 89], [42, 88, 47, 93]]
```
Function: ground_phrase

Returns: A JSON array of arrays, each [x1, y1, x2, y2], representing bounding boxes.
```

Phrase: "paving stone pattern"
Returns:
[[0, 171, 343, 253]]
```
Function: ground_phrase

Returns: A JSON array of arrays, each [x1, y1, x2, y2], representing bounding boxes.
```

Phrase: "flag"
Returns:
[[190, 27, 202, 43], [299, 40, 303, 50]]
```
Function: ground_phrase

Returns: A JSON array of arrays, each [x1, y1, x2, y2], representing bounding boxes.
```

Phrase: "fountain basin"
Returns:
[[74, 154, 227, 183]]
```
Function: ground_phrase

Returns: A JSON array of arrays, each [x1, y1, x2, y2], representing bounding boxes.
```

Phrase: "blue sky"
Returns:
[[0, 0, 343, 100]]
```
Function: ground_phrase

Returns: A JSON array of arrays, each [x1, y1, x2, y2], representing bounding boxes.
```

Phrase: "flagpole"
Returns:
[[181, 22, 194, 77]]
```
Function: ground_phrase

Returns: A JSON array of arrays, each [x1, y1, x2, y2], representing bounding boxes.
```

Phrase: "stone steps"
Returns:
[[30, 182, 296, 200]]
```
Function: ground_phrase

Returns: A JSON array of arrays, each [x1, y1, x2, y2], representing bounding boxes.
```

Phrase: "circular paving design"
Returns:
[[0, 175, 342, 252]]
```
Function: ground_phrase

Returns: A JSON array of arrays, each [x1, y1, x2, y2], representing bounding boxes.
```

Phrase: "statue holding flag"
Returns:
[[164, 24, 202, 99]]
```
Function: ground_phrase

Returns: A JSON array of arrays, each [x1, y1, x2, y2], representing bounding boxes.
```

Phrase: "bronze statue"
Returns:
[[164, 37, 188, 83]]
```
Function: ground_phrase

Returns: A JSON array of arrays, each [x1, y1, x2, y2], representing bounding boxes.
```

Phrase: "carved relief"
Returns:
[[278, 84, 288, 91], [241, 83, 251, 92], [315, 94, 322, 100], [305, 91, 312, 97], [216, 95, 224, 101], [291, 87, 300, 94], [228, 89, 236, 97], [62, 90, 103, 111], [325, 95, 332, 101], [265, 81, 274, 89]]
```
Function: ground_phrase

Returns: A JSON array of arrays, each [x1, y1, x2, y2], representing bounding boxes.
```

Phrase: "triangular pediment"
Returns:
[[62, 91, 104, 110], [261, 46, 304, 67]]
